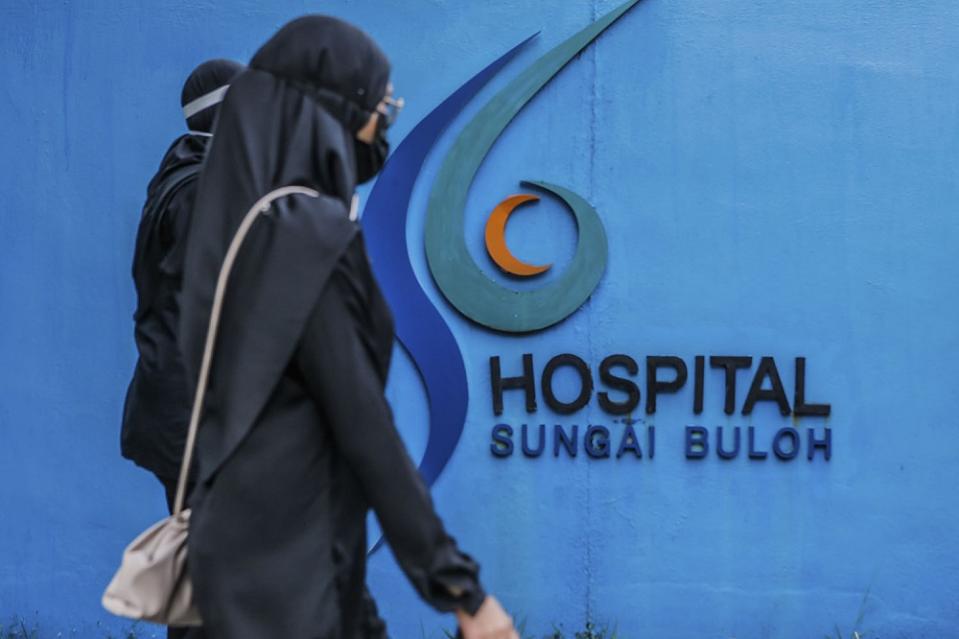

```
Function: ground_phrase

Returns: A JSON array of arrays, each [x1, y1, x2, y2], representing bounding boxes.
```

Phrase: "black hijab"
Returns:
[[249, 17, 390, 135], [178, 16, 391, 483], [182, 58, 246, 134], [141, 58, 245, 202]]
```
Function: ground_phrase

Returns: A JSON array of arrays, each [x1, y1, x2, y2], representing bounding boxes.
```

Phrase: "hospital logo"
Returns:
[[361, 0, 642, 487]]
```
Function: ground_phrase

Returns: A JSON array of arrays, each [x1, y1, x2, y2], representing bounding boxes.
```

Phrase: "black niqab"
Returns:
[[249, 17, 392, 184]]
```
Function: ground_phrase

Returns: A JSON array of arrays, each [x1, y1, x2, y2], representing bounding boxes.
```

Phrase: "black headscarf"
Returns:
[[181, 58, 246, 133], [249, 17, 390, 134], [178, 16, 392, 482]]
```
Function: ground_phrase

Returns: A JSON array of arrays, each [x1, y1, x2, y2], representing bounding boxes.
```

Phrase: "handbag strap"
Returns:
[[172, 186, 320, 516]]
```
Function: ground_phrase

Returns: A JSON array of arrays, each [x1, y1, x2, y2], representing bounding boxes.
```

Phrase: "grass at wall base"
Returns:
[[0, 618, 874, 639], [0, 616, 146, 639], [0, 616, 626, 639]]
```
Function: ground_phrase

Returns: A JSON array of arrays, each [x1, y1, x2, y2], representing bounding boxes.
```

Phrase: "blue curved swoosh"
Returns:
[[362, 37, 535, 504]]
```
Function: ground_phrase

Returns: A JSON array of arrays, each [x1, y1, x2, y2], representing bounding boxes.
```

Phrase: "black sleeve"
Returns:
[[158, 179, 198, 278], [295, 238, 487, 615]]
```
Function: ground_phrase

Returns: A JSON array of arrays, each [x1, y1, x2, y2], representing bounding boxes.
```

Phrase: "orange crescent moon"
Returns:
[[484, 194, 552, 277]]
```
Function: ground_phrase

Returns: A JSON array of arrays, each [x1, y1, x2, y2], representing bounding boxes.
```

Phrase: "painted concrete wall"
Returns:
[[1, 1, 957, 637]]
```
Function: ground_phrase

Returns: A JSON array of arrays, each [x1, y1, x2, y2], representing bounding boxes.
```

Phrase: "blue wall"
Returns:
[[2, 1, 958, 637]]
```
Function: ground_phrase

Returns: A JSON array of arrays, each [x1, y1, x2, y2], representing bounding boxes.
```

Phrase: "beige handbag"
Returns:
[[103, 186, 320, 625]]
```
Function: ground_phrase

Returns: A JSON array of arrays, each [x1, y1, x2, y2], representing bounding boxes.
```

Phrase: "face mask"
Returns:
[[354, 114, 389, 184]]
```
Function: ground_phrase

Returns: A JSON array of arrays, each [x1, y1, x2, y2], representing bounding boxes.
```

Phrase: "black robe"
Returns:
[[121, 133, 206, 481], [178, 17, 485, 639]]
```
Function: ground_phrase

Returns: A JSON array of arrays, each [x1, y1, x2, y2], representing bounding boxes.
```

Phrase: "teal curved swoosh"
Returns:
[[425, 0, 641, 333]]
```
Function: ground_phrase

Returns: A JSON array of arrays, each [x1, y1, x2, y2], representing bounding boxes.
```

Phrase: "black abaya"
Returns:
[[121, 132, 205, 482], [177, 16, 485, 639]]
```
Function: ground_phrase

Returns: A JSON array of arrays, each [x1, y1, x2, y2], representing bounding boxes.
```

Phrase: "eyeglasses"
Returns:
[[376, 96, 405, 128]]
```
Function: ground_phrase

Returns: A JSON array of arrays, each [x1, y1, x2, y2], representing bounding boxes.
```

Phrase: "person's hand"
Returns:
[[456, 596, 519, 639]]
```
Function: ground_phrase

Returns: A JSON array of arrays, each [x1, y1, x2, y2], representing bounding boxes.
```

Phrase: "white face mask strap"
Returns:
[[182, 85, 230, 120], [187, 130, 213, 138], [349, 194, 360, 221]]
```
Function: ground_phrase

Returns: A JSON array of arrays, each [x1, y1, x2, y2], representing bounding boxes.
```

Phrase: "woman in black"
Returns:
[[121, 58, 244, 639], [177, 16, 516, 639], [122, 58, 244, 509]]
